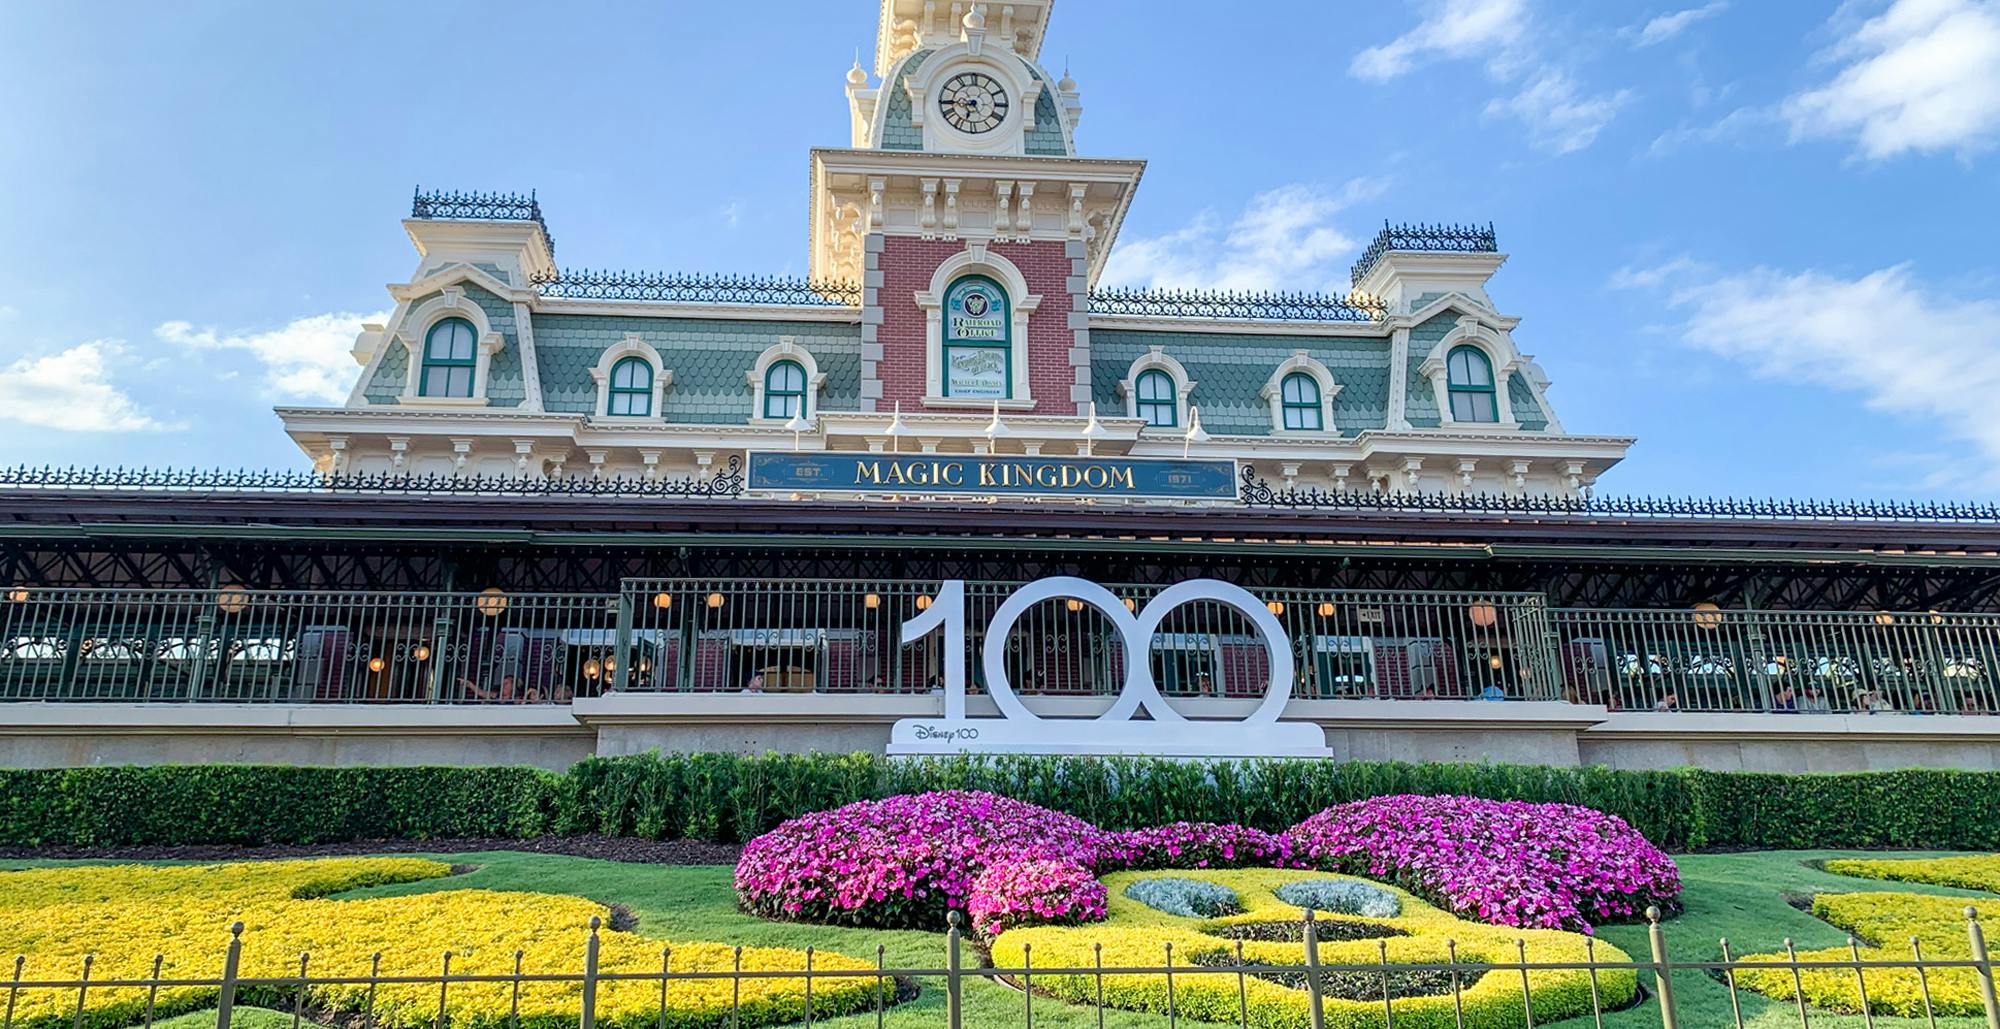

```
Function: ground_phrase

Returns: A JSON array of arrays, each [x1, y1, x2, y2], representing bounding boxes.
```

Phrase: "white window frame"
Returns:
[[395, 287, 506, 407], [1118, 346, 1195, 430], [747, 337, 828, 424], [1418, 316, 1521, 429], [587, 334, 672, 423], [1258, 350, 1342, 435], [915, 242, 1040, 409]]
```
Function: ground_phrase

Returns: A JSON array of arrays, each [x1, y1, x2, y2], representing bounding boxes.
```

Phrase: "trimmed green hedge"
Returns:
[[4, 754, 1998, 852]]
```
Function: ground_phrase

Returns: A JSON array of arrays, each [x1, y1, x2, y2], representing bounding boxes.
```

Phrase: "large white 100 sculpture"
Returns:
[[886, 577, 1331, 757]]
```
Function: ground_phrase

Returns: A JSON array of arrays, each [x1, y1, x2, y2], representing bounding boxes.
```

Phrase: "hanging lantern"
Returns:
[[652, 592, 674, 610], [864, 593, 882, 610], [4, 587, 28, 603], [475, 588, 509, 617], [1467, 601, 1499, 628], [413, 643, 432, 662], [1123, 597, 1137, 612], [367, 656, 386, 673], [1316, 602, 1336, 618], [1488, 654, 1504, 671], [1691, 602, 1723, 630], [705, 592, 726, 609], [584, 659, 602, 679], [216, 585, 252, 615], [1065, 598, 1085, 613], [915, 594, 933, 611], [604, 656, 617, 673], [1874, 611, 1896, 626], [1266, 601, 1286, 616]]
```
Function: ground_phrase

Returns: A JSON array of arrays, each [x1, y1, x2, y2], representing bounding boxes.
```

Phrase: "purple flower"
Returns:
[[968, 859, 1107, 935], [1286, 795, 1681, 933]]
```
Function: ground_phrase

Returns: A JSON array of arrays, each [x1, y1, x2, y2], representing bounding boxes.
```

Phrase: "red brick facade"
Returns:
[[873, 236, 1079, 416]]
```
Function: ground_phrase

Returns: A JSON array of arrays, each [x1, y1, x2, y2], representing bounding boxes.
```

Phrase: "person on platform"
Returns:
[[1799, 684, 1832, 713], [1653, 692, 1680, 712], [742, 671, 765, 694]]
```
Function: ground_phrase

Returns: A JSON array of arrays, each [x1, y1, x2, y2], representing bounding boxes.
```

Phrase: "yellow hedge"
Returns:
[[0, 859, 884, 1029], [1734, 892, 2000, 1017], [989, 869, 1638, 1029], [1824, 853, 2000, 894]]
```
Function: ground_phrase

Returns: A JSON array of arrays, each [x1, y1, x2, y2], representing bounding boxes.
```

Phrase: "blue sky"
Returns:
[[1, 0, 1997, 498]]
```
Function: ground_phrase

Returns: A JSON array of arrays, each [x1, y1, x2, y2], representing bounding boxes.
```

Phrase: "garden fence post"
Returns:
[[1303, 909, 1326, 1029], [580, 916, 601, 1029], [1968, 907, 2000, 1029], [1647, 907, 1680, 1029], [215, 922, 244, 1029], [945, 912, 964, 1029]]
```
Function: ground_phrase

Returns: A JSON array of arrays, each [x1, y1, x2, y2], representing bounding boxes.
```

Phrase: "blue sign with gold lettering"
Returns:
[[747, 452, 1239, 500]]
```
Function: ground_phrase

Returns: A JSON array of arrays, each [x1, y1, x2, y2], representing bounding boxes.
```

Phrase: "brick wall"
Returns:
[[870, 237, 1081, 416]]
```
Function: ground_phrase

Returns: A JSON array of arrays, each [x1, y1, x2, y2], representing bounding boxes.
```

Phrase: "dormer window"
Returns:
[[1134, 369, 1177, 427], [419, 318, 477, 398], [607, 356, 654, 416], [1280, 373, 1323, 431], [764, 360, 808, 419], [1446, 345, 1499, 423]]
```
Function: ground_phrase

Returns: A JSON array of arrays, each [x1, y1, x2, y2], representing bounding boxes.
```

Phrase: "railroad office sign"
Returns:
[[886, 577, 1332, 757], [746, 452, 1238, 500]]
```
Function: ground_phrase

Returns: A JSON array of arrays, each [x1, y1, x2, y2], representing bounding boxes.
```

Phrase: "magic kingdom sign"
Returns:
[[886, 577, 1332, 758], [746, 452, 1239, 500]]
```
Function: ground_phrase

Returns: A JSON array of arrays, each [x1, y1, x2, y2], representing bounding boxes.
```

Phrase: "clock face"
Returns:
[[938, 72, 1010, 134]]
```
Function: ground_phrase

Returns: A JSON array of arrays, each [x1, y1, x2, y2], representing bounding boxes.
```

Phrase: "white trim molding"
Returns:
[[1417, 316, 1522, 429], [916, 242, 1042, 409], [747, 336, 829, 423], [394, 286, 506, 408], [1116, 346, 1195, 429], [1259, 351, 1342, 435], [586, 334, 672, 423]]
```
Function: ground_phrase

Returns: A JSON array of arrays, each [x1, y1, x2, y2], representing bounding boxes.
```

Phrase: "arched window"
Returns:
[[763, 360, 807, 419], [419, 318, 477, 398], [941, 275, 1011, 399], [607, 356, 653, 416], [1280, 372, 1322, 430], [1134, 368, 1177, 427], [1446, 345, 1499, 422]]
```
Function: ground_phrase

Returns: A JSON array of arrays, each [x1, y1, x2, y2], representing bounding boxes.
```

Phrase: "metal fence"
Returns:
[[0, 589, 619, 703], [9, 908, 2000, 1029], [1551, 607, 2000, 715], [618, 579, 1555, 701], [2, 579, 1999, 716]]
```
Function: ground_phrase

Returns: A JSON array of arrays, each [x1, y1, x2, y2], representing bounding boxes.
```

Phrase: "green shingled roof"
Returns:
[[532, 314, 861, 423], [1090, 329, 1392, 437]]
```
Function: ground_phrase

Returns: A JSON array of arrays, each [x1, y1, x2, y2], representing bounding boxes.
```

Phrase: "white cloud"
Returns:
[[1353, 0, 1628, 153], [1783, 0, 2000, 159], [1350, 0, 1530, 80], [157, 310, 388, 403], [1633, 2, 1729, 47], [1485, 72, 1633, 154], [0, 341, 172, 432], [1100, 180, 1386, 293], [0, 306, 18, 321], [1623, 259, 2000, 481]]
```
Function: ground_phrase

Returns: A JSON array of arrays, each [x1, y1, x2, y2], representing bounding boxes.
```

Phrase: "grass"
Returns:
[[8, 849, 1997, 1029]]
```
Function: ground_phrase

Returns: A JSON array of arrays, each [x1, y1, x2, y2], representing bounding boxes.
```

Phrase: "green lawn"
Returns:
[[9, 848, 1996, 1029]]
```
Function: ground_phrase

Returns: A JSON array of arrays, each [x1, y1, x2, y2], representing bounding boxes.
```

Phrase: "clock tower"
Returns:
[[812, 0, 1144, 416]]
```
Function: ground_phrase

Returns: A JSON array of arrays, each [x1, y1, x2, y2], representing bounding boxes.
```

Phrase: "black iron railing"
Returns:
[[529, 269, 862, 306], [0, 458, 746, 498], [409, 187, 552, 255], [1349, 221, 1499, 287], [1088, 286, 1384, 322], [1238, 469, 2000, 523]]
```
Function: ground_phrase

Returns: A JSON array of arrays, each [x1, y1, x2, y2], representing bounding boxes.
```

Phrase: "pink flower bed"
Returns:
[[968, 858, 1108, 935], [1287, 794, 1681, 932], [1100, 821, 1297, 871], [733, 790, 1113, 927]]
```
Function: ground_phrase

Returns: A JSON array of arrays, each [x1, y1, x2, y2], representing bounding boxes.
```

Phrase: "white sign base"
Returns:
[[887, 717, 1331, 757]]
